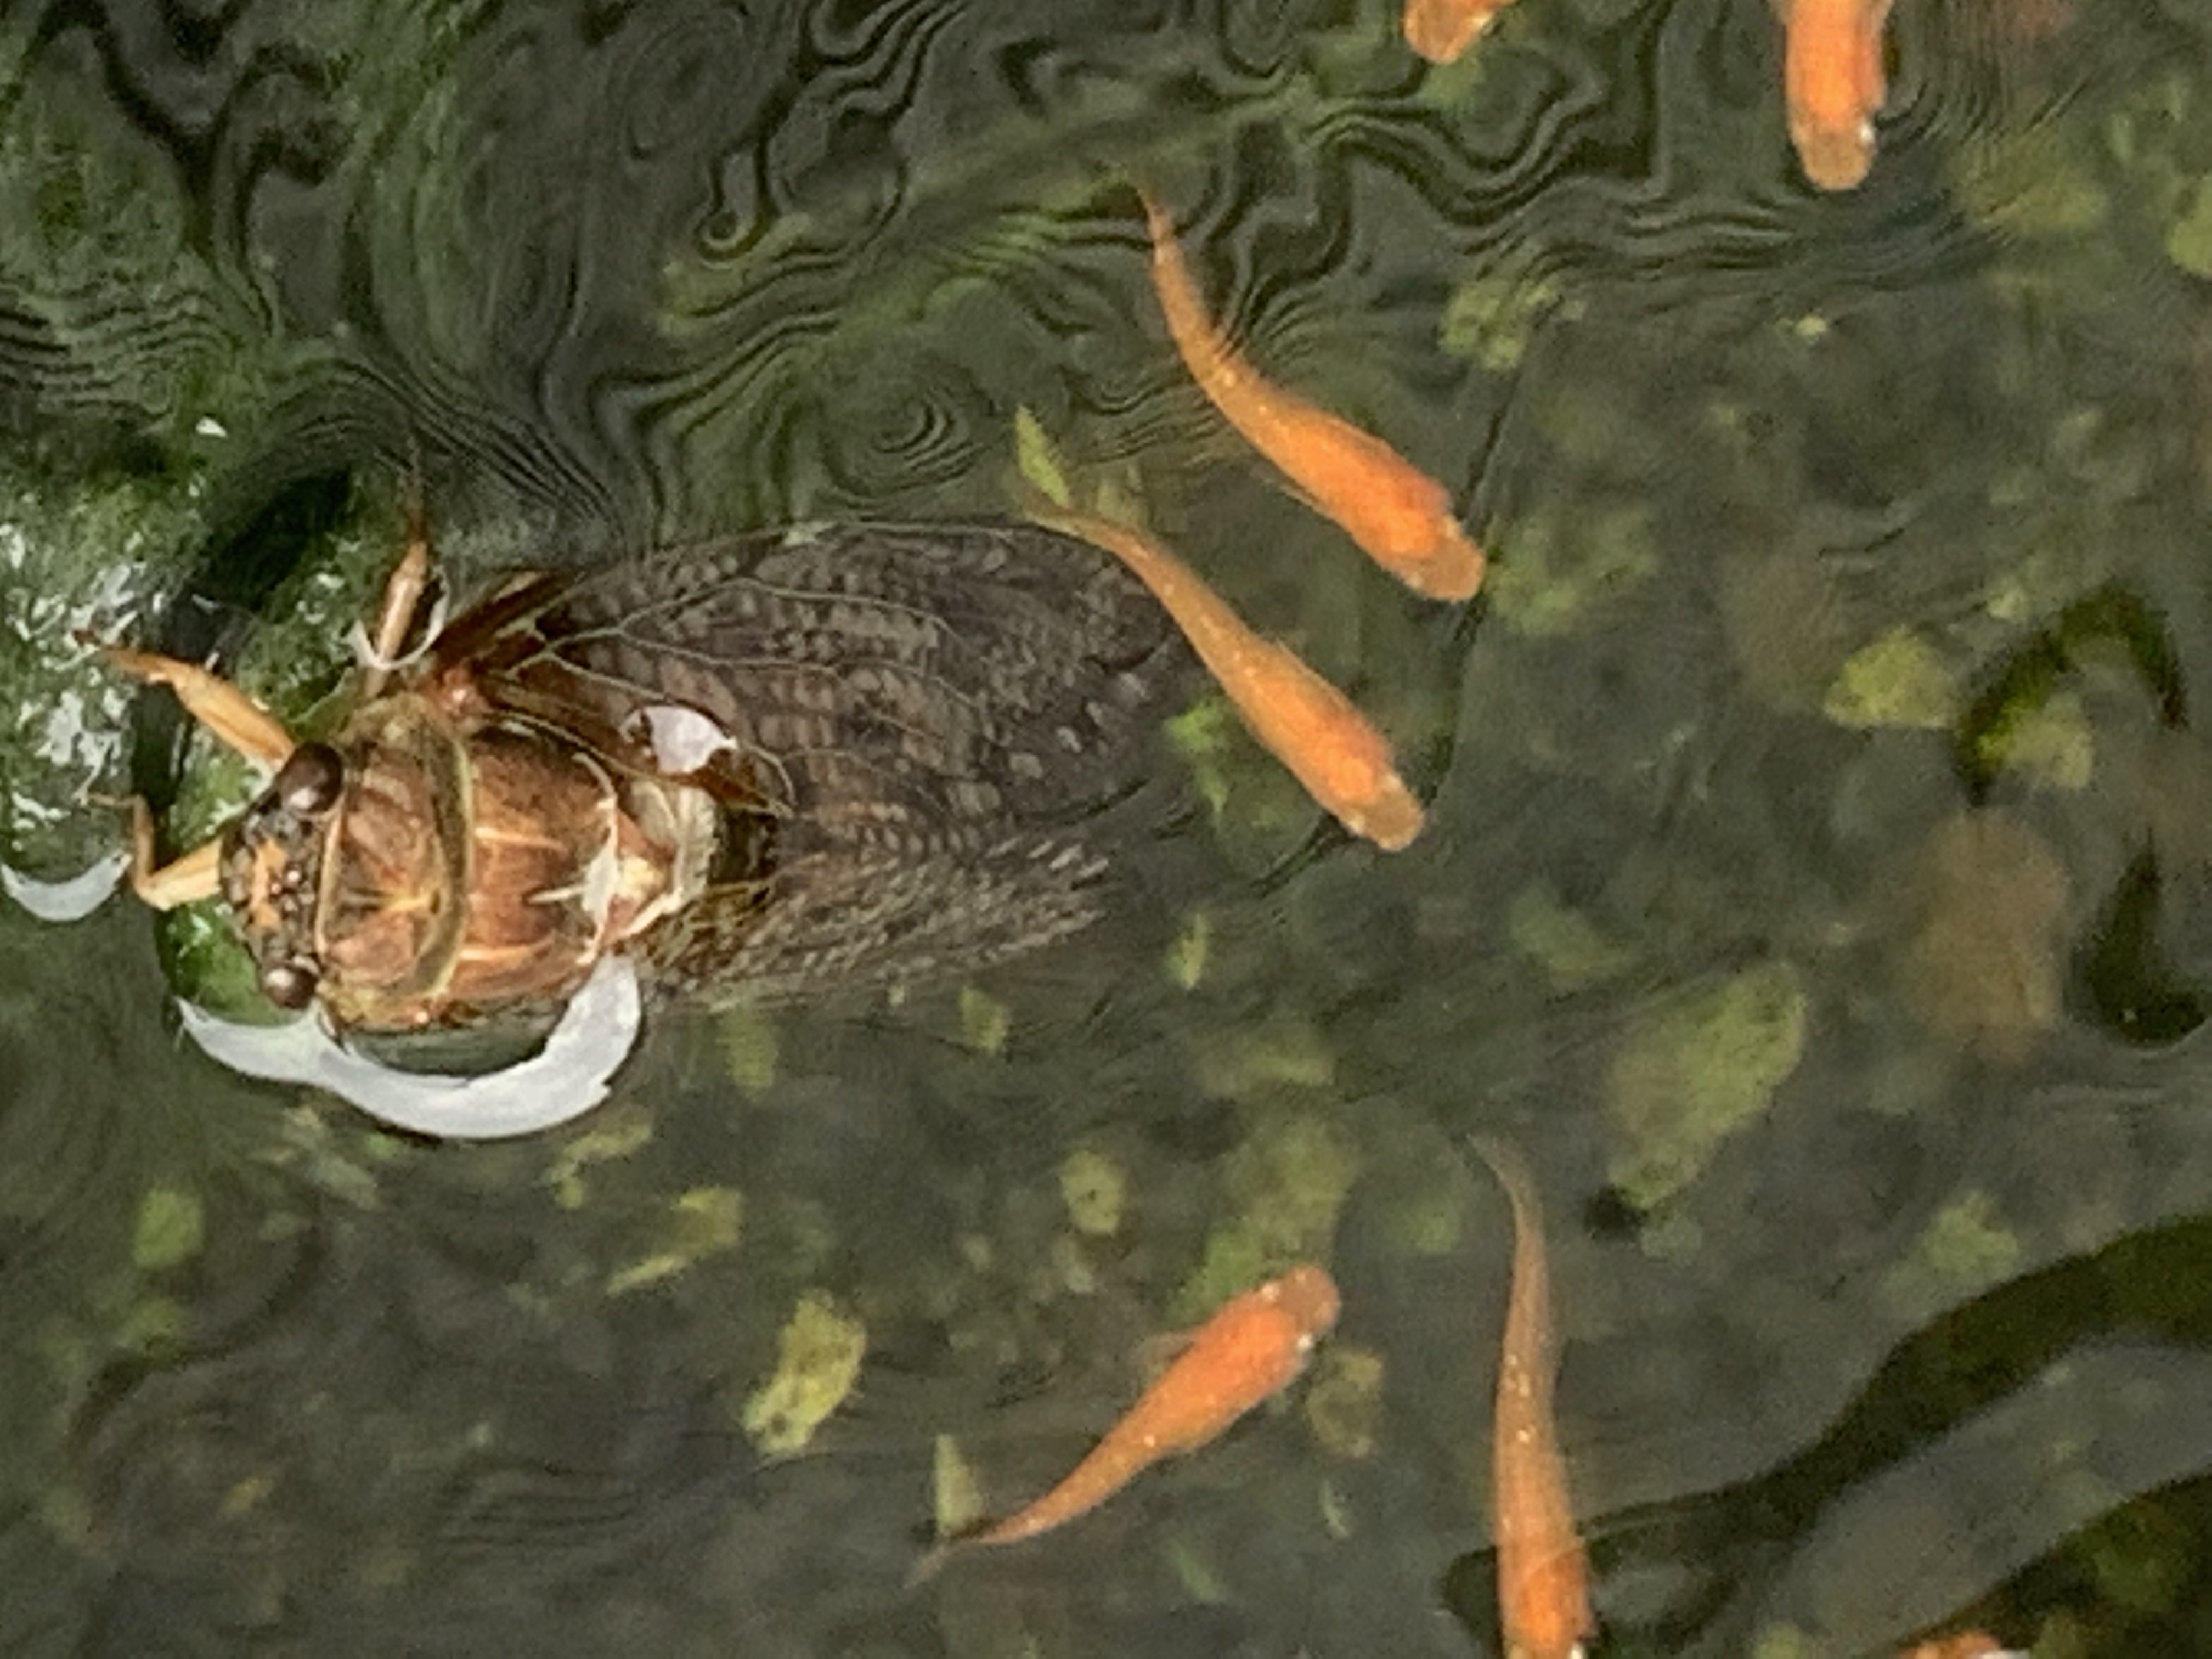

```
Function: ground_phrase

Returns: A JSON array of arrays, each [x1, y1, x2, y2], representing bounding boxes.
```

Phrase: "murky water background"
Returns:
[[4, 0, 2212, 1654]]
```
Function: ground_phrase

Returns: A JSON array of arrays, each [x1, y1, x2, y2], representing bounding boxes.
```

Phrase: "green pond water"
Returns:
[[4, 0, 2212, 1654]]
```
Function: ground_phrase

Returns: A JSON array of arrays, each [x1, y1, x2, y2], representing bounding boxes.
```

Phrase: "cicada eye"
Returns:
[[260, 960, 319, 1010], [274, 742, 345, 818]]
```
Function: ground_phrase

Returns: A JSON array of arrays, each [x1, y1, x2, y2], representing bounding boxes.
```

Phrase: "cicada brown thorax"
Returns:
[[309, 695, 472, 1020], [222, 689, 717, 1033], [424, 724, 625, 1017]]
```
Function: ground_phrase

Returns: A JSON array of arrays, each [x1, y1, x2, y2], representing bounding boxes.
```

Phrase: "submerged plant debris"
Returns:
[[740, 1290, 868, 1459], [1606, 963, 1810, 1211]]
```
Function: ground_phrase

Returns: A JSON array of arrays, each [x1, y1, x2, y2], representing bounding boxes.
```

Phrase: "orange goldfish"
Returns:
[[1030, 503, 1426, 850], [918, 1263, 1341, 1577], [1471, 1137, 1593, 1659], [1901, 1634, 2022, 1659], [1403, 0, 1514, 64], [1137, 190, 1486, 603], [1781, 0, 1898, 190]]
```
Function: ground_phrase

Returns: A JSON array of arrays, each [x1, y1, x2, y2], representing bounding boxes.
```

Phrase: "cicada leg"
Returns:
[[127, 798, 223, 910], [359, 466, 435, 698], [97, 644, 297, 768]]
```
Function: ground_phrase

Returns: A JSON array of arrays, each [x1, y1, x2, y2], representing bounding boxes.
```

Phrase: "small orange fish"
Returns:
[[1403, 0, 1513, 64], [919, 1263, 1341, 1577], [1031, 503, 1425, 850], [1901, 1634, 2022, 1659], [1137, 190, 1486, 603], [1781, 0, 1898, 191], [1471, 1137, 1593, 1659]]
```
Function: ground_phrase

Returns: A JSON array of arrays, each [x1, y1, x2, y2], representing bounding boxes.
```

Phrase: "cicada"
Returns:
[[101, 518, 1193, 1041]]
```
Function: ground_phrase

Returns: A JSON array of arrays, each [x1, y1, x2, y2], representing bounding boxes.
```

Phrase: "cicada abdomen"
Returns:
[[110, 518, 1195, 1034]]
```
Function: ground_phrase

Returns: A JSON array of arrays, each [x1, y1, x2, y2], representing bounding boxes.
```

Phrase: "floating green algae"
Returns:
[[719, 1003, 780, 1095], [1486, 503, 1658, 639], [740, 1290, 867, 1458], [1191, 1017, 1336, 1100], [1374, 1155, 1469, 1259], [256, 1105, 384, 1211], [113, 1295, 186, 1357], [958, 985, 1012, 1056], [1059, 1148, 1126, 1239], [1880, 1189, 2025, 1323], [1438, 268, 1575, 373], [605, 1187, 744, 1297], [1302, 1342, 1385, 1462], [543, 1102, 654, 1211], [1166, 909, 1212, 991], [1976, 687, 2095, 792], [1173, 1113, 1358, 1323], [1507, 881, 1636, 993], [1822, 628, 1962, 731], [1748, 1624, 1821, 1659], [1165, 696, 1239, 821], [131, 1187, 205, 1273], [1164, 685, 1332, 854], [2085, 1502, 2196, 1618], [1956, 129, 2111, 242], [2165, 175, 2212, 276], [1606, 962, 1809, 1209], [1163, 1533, 1232, 1605]]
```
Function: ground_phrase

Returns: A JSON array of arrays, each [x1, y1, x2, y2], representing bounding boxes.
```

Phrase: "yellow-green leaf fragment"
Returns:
[[543, 1102, 652, 1211], [958, 985, 1011, 1056], [740, 1290, 867, 1457], [1192, 1019, 1336, 1099], [2167, 177, 2212, 278], [1013, 407, 1074, 509], [1823, 628, 1961, 730], [1165, 696, 1238, 819], [606, 1186, 745, 1295], [1166, 909, 1212, 990], [932, 1433, 987, 1538], [1880, 1190, 2024, 1321], [1059, 1148, 1127, 1238], [132, 1187, 204, 1272], [720, 1004, 779, 1095]]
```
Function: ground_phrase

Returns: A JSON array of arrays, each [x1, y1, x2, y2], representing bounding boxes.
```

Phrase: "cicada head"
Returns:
[[219, 741, 349, 1011], [219, 698, 473, 1028]]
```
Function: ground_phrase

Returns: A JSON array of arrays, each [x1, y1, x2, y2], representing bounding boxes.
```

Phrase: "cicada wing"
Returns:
[[451, 521, 1197, 1002], [633, 834, 1111, 1006]]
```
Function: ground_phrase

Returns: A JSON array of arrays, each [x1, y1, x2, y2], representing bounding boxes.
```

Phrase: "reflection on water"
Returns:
[[4, 0, 2212, 1654]]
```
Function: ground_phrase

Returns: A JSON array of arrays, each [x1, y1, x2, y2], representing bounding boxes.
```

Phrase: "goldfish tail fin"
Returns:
[[1466, 1132, 1541, 1214], [906, 1541, 958, 1590], [907, 1515, 1003, 1589]]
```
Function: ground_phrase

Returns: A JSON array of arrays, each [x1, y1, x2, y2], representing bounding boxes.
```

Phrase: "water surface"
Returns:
[[4, 1, 2211, 1654]]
